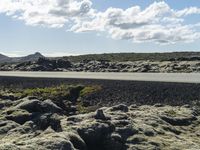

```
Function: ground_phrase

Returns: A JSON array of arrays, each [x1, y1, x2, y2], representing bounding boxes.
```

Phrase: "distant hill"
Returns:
[[24, 52, 44, 62], [1, 51, 200, 64], [65, 52, 200, 62], [0, 52, 44, 63], [0, 54, 11, 63], [10, 52, 45, 63]]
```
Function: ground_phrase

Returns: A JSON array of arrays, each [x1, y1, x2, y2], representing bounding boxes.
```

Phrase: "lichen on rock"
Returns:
[[0, 95, 200, 150]]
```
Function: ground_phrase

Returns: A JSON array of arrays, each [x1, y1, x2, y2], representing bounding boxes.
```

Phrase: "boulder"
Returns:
[[160, 115, 197, 126], [0, 120, 20, 134], [104, 133, 125, 150], [56, 59, 72, 69], [41, 99, 62, 113], [0, 100, 13, 109], [115, 125, 138, 139], [127, 135, 147, 144], [33, 113, 62, 131], [5, 109, 33, 125], [0, 94, 17, 101], [67, 132, 87, 150], [109, 104, 129, 112], [25, 134, 76, 150], [144, 128, 156, 136], [37, 58, 72, 70], [6, 121, 33, 135], [77, 122, 115, 150], [15, 99, 42, 112], [94, 109, 109, 120], [16, 98, 62, 113]]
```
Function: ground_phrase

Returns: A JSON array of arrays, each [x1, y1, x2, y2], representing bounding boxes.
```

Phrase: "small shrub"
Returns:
[[80, 85, 102, 97]]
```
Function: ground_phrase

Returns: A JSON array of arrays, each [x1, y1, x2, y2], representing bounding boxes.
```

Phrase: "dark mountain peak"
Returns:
[[0, 53, 10, 63], [0, 52, 45, 63], [33, 52, 43, 56], [28, 52, 44, 57], [0, 53, 9, 59], [20, 52, 45, 62]]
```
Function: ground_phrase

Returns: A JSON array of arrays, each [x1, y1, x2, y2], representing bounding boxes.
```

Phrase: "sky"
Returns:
[[0, 0, 200, 57]]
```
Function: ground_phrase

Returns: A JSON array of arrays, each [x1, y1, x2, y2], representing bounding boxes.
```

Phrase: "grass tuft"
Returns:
[[80, 85, 102, 97]]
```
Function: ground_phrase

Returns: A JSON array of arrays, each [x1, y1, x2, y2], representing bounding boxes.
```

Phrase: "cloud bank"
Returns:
[[0, 0, 93, 28], [0, 0, 200, 44]]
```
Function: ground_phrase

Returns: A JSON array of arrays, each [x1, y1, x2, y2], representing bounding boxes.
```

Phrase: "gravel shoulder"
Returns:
[[1, 76, 200, 106]]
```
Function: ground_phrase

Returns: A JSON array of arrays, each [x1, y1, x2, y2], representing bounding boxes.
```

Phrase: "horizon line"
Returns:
[[1, 50, 200, 58]]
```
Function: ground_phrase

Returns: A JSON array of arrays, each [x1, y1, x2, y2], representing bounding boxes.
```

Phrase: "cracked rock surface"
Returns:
[[0, 96, 200, 150]]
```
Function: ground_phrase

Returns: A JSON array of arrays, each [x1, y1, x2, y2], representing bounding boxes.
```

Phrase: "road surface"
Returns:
[[0, 71, 200, 83]]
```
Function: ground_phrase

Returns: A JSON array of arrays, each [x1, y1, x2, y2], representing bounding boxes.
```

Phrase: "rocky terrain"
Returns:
[[0, 82, 200, 150], [1, 57, 200, 73], [1, 52, 200, 72], [0, 95, 200, 150]]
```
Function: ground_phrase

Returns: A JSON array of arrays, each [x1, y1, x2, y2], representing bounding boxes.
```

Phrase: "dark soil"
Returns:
[[0, 76, 200, 107]]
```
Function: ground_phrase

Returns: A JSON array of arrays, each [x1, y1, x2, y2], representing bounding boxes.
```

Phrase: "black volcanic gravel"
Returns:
[[0, 76, 200, 106]]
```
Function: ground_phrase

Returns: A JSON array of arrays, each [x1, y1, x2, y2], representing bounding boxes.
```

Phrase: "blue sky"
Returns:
[[0, 0, 200, 56]]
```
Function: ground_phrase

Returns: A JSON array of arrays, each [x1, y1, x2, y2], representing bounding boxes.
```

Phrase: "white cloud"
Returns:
[[0, 1, 200, 44], [0, 0, 93, 28], [72, 2, 200, 44], [175, 7, 200, 17]]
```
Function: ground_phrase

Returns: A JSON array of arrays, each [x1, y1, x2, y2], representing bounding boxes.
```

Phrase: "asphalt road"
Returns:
[[0, 71, 200, 83]]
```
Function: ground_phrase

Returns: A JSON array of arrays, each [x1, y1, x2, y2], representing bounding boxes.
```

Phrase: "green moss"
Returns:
[[3, 84, 103, 114], [75, 85, 102, 113], [76, 102, 99, 113], [3, 84, 102, 101], [3, 108, 30, 117], [165, 109, 177, 116], [76, 102, 89, 113], [80, 85, 102, 97], [15, 84, 84, 101]]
